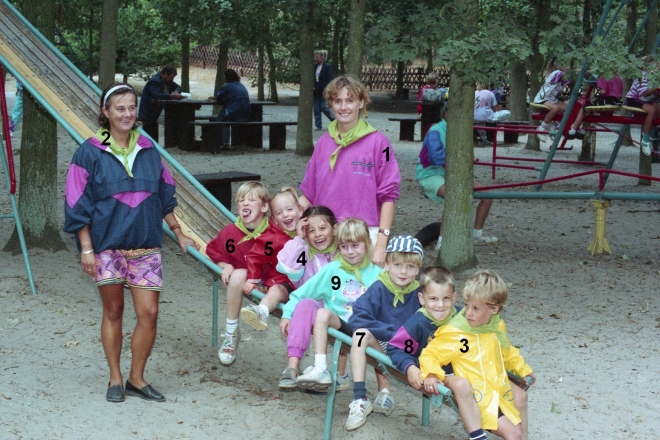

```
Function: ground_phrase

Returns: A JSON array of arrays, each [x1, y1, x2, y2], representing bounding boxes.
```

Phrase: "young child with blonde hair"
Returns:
[[420, 270, 535, 440], [280, 218, 381, 391], [206, 181, 270, 366], [240, 187, 302, 331]]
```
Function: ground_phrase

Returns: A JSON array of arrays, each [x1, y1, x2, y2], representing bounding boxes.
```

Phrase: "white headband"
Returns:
[[103, 85, 132, 107]]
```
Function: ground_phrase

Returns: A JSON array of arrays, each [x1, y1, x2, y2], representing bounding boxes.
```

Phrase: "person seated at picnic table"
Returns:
[[137, 65, 183, 143], [417, 102, 498, 251], [474, 81, 510, 142], [207, 68, 251, 150]]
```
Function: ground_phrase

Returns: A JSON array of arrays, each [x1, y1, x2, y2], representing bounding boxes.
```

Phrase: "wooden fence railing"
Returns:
[[190, 46, 541, 93]]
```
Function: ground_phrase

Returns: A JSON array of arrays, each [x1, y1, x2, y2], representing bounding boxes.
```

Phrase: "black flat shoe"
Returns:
[[106, 383, 125, 403], [125, 380, 166, 402]]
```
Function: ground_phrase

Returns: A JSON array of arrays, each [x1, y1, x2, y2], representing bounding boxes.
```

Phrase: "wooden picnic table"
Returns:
[[154, 99, 276, 150]]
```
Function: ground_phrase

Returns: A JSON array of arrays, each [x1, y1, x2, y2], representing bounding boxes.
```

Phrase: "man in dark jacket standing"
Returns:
[[313, 50, 335, 131], [138, 65, 183, 142]]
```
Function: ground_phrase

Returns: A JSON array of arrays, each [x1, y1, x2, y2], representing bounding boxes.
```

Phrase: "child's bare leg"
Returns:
[[490, 414, 523, 440], [225, 269, 247, 321], [219, 269, 246, 365], [350, 329, 390, 393], [510, 383, 528, 440], [443, 376, 483, 433], [642, 103, 655, 135], [260, 284, 289, 313], [573, 108, 586, 130], [542, 101, 566, 125], [473, 180, 493, 231]]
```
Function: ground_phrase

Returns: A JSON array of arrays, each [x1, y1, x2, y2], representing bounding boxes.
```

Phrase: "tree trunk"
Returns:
[[436, 70, 478, 272], [509, 61, 527, 121], [639, 0, 654, 184], [525, 0, 551, 152], [346, 0, 366, 77], [213, 40, 230, 115], [257, 43, 265, 102], [296, 0, 315, 155], [98, 0, 120, 90], [645, 0, 658, 54], [265, 37, 279, 103], [426, 45, 433, 74], [88, 9, 95, 80], [181, 32, 190, 93], [4, 0, 66, 254], [579, 131, 596, 161], [331, 7, 341, 75], [394, 61, 406, 99], [580, 0, 596, 159], [622, 0, 638, 146]]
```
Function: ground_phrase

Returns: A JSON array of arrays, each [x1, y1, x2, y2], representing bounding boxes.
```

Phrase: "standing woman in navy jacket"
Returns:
[[313, 50, 335, 131], [65, 83, 198, 403]]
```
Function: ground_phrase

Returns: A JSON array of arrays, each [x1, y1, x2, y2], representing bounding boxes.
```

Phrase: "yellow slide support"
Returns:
[[587, 200, 612, 256]]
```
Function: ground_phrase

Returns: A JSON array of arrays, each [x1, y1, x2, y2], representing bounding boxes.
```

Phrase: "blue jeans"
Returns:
[[313, 96, 334, 129], [216, 108, 250, 145]]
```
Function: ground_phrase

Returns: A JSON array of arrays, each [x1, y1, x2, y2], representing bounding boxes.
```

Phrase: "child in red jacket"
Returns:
[[241, 187, 303, 330], [206, 181, 270, 366]]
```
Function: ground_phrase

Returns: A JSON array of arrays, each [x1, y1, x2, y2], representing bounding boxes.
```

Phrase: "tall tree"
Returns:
[[4, 0, 66, 253], [296, 0, 315, 155], [98, 0, 120, 89], [346, 0, 366, 77], [440, 71, 479, 271]]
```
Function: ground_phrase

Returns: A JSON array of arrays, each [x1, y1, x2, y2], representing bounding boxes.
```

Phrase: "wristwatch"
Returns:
[[378, 229, 390, 236]]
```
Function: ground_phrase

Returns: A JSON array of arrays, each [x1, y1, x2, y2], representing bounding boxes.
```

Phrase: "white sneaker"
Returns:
[[296, 365, 332, 391], [372, 388, 395, 415], [434, 237, 442, 251], [642, 138, 652, 156], [336, 372, 350, 391], [473, 235, 499, 245], [240, 304, 268, 330], [218, 328, 240, 365], [346, 398, 373, 431]]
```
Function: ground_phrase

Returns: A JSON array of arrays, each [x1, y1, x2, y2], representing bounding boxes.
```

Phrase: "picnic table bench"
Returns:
[[388, 116, 421, 141], [192, 171, 261, 209], [191, 120, 297, 152]]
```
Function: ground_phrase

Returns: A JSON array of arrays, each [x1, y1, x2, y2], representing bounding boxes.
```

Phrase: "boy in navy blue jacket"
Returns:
[[345, 236, 423, 431], [387, 266, 489, 440]]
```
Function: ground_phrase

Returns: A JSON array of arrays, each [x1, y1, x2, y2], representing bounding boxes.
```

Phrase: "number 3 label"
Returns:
[[459, 338, 469, 353]]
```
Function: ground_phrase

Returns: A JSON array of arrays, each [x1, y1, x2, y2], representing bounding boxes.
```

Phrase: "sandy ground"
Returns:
[[1, 68, 660, 439]]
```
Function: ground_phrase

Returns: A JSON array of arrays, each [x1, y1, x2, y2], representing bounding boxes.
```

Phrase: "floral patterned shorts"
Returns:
[[93, 248, 162, 291]]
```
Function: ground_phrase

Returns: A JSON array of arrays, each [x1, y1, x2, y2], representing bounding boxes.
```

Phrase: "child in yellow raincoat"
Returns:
[[420, 270, 536, 440]]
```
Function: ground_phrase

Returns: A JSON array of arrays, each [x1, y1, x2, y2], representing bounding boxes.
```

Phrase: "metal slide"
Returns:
[[0, 0, 233, 263]]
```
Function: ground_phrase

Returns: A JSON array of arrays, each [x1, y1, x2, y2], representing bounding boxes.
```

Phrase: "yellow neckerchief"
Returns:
[[450, 309, 510, 348], [327, 118, 376, 171], [377, 271, 420, 307], [95, 128, 139, 177], [418, 305, 458, 327], [334, 252, 370, 284], [235, 216, 268, 244], [307, 241, 338, 262]]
